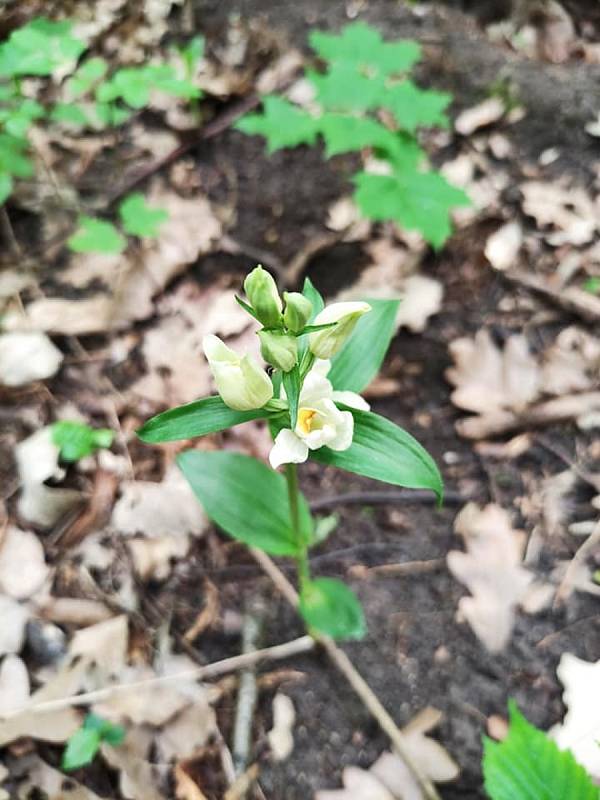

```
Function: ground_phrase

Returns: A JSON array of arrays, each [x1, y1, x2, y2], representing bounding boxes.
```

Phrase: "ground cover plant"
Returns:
[[0, 1, 600, 798]]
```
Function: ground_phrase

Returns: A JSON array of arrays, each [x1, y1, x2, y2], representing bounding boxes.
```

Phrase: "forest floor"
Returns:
[[0, 1, 600, 799]]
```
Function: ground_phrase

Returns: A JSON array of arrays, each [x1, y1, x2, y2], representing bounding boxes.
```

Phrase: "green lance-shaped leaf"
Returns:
[[282, 366, 301, 430], [137, 396, 275, 444], [328, 299, 399, 393], [312, 408, 443, 503], [178, 450, 313, 556], [299, 577, 366, 639], [482, 700, 598, 800]]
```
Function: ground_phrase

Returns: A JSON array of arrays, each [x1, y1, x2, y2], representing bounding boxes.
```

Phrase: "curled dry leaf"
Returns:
[[0, 596, 29, 656], [454, 97, 505, 136], [520, 180, 598, 246], [0, 526, 50, 601], [69, 614, 129, 676], [551, 653, 600, 778], [267, 693, 296, 762], [102, 728, 168, 800], [17, 754, 105, 800], [0, 332, 63, 387], [484, 221, 523, 271], [154, 698, 217, 762], [0, 655, 30, 716], [448, 504, 534, 652]]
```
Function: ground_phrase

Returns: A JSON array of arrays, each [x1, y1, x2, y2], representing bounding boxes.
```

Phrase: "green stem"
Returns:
[[285, 463, 310, 589]]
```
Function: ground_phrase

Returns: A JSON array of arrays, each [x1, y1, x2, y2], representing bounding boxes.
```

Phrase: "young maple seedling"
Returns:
[[62, 713, 125, 772], [236, 21, 470, 248], [139, 266, 442, 639]]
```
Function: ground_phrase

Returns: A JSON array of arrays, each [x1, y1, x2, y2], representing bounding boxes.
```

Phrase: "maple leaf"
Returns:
[[307, 65, 384, 112], [235, 96, 318, 153], [309, 22, 421, 76], [353, 169, 471, 248], [382, 81, 451, 133]]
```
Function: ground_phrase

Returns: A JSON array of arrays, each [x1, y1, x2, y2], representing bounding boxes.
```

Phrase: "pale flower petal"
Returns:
[[269, 429, 309, 469], [203, 334, 273, 411], [309, 302, 371, 359], [332, 390, 370, 411], [327, 409, 354, 451]]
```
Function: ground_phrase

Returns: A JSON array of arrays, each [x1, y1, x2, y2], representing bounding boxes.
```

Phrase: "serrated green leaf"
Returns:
[[0, 172, 12, 204], [318, 113, 401, 158], [353, 169, 471, 248], [67, 57, 108, 98], [235, 96, 319, 153], [0, 18, 85, 78], [483, 701, 599, 800], [119, 192, 168, 237], [67, 216, 125, 254], [308, 65, 384, 112], [329, 299, 399, 393], [0, 134, 34, 178], [309, 22, 421, 77], [62, 728, 101, 771], [312, 408, 443, 502], [50, 103, 88, 127], [138, 396, 274, 443], [52, 420, 114, 462], [382, 80, 451, 133], [178, 450, 313, 556], [299, 577, 365, 639]]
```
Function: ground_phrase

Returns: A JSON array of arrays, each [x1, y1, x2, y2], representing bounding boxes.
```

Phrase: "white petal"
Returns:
[[328, 410, 354, 451], [304, 423, 337, 450], [312, 359, 332, 377], [203, 334, 237, 364], [332, 390, 370, 411], [313, 301, 371, 325], [299, 371, 333, 407], [269, 429, 309, 469]]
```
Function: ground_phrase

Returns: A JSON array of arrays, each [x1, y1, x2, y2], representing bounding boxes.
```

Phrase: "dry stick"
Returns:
[[504, 268, 600, 324], [456, 392, 600, 439], [310, 488, 465, 512], [232, 601, 264, 777], [554, 519, 600, 607], [0, 636, 315, 720], [352, 557, 446, 579], [250, 548, 442, 800]]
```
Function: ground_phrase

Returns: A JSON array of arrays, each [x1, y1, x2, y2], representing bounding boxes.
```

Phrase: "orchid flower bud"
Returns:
[[258, 330, 298, 373], [283, 291, 313, 334], [243, 265, 283, 328], [308, 302, 371, 359], [203, 335, 273, 411]]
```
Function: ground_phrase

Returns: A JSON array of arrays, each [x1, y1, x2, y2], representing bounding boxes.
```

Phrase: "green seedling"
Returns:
[[52, 420, 114, 462], [62, 713, 125, 771]]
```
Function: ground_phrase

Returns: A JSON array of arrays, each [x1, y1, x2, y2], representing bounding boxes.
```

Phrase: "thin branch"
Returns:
[[554, 520, 600, 607], [310, 488, 466, 512], [349, 558, 446, 580], [250, 548, 442, 800], [1, 635, 315, 720]]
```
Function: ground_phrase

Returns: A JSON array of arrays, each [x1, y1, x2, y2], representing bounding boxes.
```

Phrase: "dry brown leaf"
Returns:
[[455, 98, 505, 136], [541, 326, 600, 395], [447, 503, 534, 652], [536, 0, 576, 64], [38, 597, 114, 627], [0, 656, 30, 716], [447, 330, 541, 415], [484, 222, 522, 271], [521, 180, 598, 246], [15, 427, 61, 486], [17, 755, 105, 800], [111, 465, 208, 542], [317, 767, 396, 800], [267, 693, 295, 762], [69, 615, 129, 676], [155, 699, 217, 762], [0, 526, 50, 601], [0, 333, 63, 386], [102, 728, 168, 800], [0, 596, 29, 656], [174, 763, 210, 800]]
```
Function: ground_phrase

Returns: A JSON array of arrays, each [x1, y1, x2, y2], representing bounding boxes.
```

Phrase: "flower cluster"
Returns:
[[202, 265, 370, 468]]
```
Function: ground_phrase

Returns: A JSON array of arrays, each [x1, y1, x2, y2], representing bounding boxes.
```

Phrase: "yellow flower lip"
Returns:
[[298, 408, 317, 435]]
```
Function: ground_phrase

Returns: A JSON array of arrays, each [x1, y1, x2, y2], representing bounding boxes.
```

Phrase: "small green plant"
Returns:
[[62, 713, 125, 771], [482, 701, 598, 800], [52, 420, 114, 462], [583, 276, 600, 295], [138, 266, 442, 639], [236, 22, 470, 248], [0, 16, 203, 208], [67, 193, 169, 254]]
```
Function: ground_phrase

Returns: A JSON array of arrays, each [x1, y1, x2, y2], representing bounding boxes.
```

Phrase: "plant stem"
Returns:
[[285, 463, 310, 589]]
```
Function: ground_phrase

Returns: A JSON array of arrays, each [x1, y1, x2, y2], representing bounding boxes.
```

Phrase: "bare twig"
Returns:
[[250, 548, 442, 800], [310, 488, 466, 512], [504, 268, 600, 324], [349, 558, 446, 580], [456, 392, 600, 439], [0, 635, 315, 720], [232, 601, 264, 777], [554, 520, 600, 607]]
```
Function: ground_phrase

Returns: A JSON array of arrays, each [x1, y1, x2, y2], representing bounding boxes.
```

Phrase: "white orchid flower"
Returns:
[[269, 360, 369, 469], [309, 301, 371, 359], [203, 334, 273, 411]]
